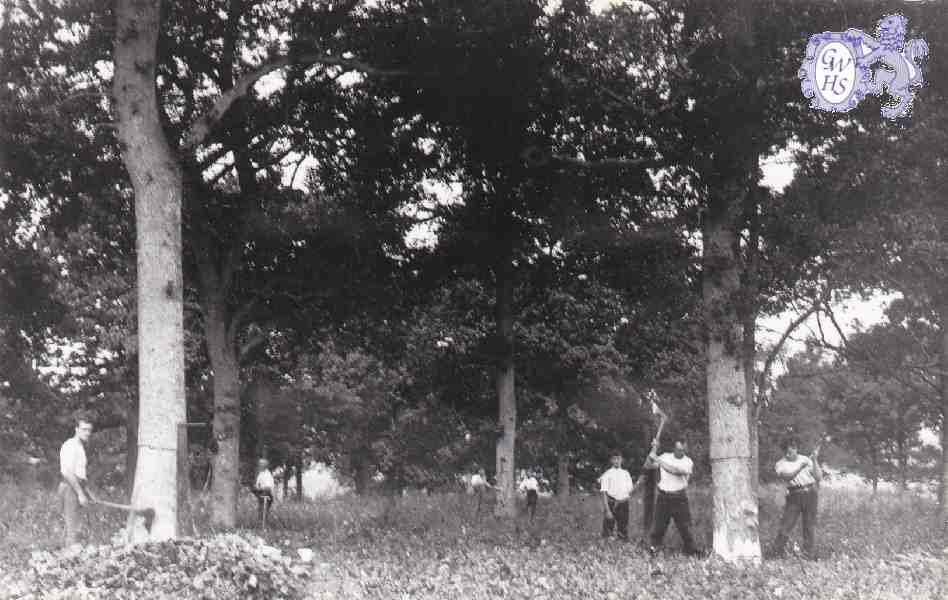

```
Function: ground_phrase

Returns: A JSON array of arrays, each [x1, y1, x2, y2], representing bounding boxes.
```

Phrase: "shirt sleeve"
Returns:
[[682, 457, 694, 476], [774, 459, 791, 476]]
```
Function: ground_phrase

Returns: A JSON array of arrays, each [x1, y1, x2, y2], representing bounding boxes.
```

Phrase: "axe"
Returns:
[[632, 391, 668, 472], [94, 499, 156, 534], [638, 391, 667, 536]]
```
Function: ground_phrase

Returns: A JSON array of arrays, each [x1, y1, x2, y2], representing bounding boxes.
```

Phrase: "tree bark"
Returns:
[[204, 290, 241, 528], [557, 454, 570, 497], [295, 455, 304, 500], [494, 254, 517, 518], [114, 0, 186, 541], [940, 324, 948, 521], [353, 450, 374, 495], [740, 190, 761, 496], [125, 392, 138, 493], [742, 311, 759, 496], [703, 205, 761, 563]]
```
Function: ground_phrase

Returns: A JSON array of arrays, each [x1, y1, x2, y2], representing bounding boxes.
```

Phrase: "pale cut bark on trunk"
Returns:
[[205, 294, 240, 528], [940, 325, 948, 522], [114, 0, 186, 542], [704, 213, 761, 563]]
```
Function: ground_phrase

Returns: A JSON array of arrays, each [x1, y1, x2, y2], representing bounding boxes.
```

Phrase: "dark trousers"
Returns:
[[474, 489, 486, 516], [602, 496, 630, 540], [58, 482, 82, 547], [772, 487, 818, 556], [525, 490, 538, 518], [254, 491, 273, 526], [650, 490, 697, 553]]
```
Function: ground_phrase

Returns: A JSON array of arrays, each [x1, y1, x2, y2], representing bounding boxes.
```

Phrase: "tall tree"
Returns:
[[1, 0, 425, 527], [113, 0, 185, 540]]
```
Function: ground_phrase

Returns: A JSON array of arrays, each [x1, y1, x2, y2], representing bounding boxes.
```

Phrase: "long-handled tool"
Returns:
[[639, 391, 667, 537], [636, 390, 668, 556], [94, 499, 156, 536]]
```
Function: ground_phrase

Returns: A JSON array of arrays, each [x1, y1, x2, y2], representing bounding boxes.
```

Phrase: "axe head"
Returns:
[[141, 508, 155, 533]]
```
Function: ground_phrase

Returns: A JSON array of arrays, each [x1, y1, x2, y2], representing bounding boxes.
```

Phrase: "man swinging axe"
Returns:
[[639, 393, 666, 539], [770, 436, 822, 559], [645, 432, 701, 557]]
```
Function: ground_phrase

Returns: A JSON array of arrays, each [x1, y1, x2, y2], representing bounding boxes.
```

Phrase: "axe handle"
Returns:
[[95, 499, 145, 513], [651, 414, 667, 450]]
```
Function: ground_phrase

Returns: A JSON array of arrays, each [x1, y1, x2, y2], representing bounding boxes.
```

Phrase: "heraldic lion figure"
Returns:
[[851, 15, 929, 119]]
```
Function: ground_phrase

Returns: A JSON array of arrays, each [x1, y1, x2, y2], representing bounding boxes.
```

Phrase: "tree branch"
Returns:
[[239, 332, 268, 364], [182, 54, 414, 149], [522, 146, 666, 171], [756, 297, 823, 404]]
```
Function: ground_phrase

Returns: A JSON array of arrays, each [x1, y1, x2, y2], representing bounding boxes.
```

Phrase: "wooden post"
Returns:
[[177, 423, 190, 536]]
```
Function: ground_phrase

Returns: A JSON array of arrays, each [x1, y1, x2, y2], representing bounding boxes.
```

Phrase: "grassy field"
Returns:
[[1, 480, 945, 599]]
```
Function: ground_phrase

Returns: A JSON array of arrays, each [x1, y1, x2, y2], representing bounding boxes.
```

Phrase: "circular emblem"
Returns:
[[799, 31, 870, 113]]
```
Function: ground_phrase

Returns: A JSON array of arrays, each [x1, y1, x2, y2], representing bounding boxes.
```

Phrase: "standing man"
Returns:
[[252, 458, 275, 528], [471, 467, 493, 516], [646, 436, 700, 556], [599, 451, 634, 541], [771, 437, 822, 559], [519, 469, 540, 520], [59, 412, 95, 548]]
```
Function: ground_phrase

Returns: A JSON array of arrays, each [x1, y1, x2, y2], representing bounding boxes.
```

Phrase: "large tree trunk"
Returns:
[[114, 0, 186, 541], [557, 454, 570, 497], [204, 291, 241, 528], [740, 191, 761, 496], [703, 207, 761, 563], [494, 256, 517, 518], [939, 325, 948, 522]]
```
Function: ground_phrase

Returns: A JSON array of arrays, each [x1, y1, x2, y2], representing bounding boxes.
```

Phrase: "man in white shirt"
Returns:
[[59, 412, 95, 547], [770, 437, 822, 559], [646, 436, 700, 556], [252, 458, 275, 528], [599, 451, 635, 541], [518, 470, 540, 519]]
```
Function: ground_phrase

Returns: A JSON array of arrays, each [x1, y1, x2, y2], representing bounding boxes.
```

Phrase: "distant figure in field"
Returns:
[[519, 470, 540, 520], [646, 436, 700, 556], [598, 451, 634, 541], [252, 458, 275, 528], [771, 437, 822, 559], [471, 467, 492, 516], [59, 412, 96, 547]]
